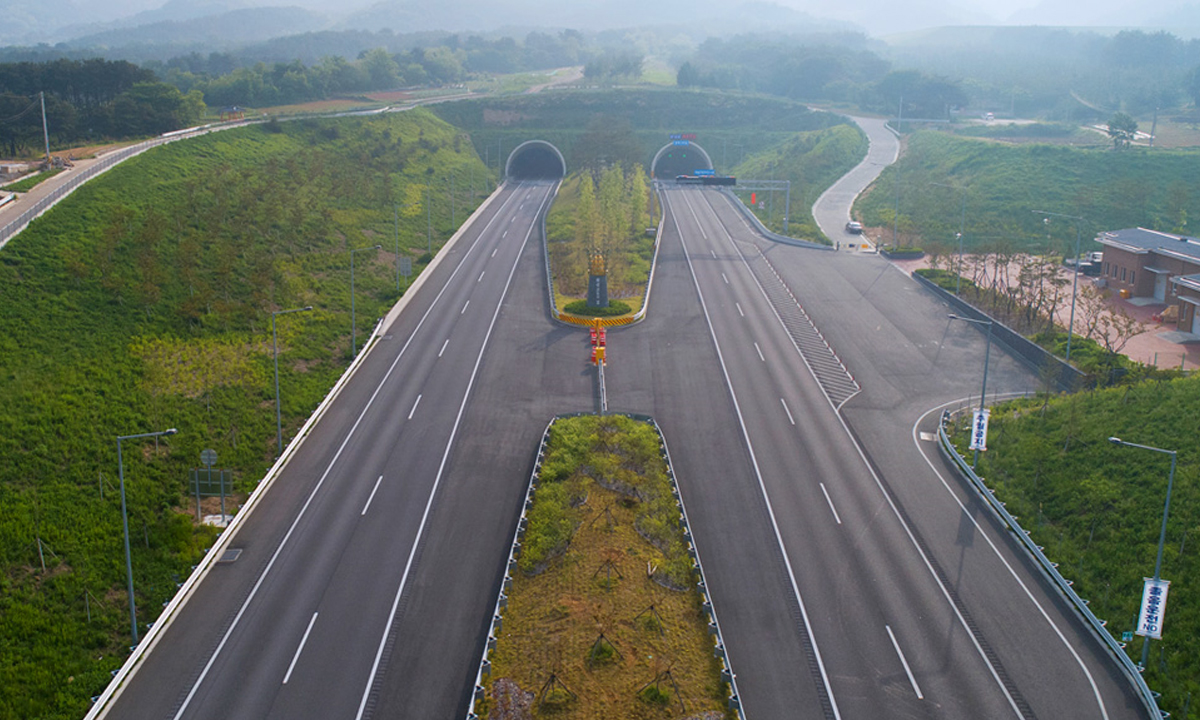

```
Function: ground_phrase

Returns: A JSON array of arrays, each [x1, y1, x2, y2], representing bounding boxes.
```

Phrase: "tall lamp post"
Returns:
[[931, 182, 967, 295], [393, 202, 417, 294], [273, 306, 313, 457], [949, 313, 993, 468], [1108, 436, 1177, 669], [350, 244, 382, 357], [1034, 210, 1085, 363], [116, 427, 178, 645]]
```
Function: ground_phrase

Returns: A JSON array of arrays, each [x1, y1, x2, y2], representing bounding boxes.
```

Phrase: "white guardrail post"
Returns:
[[936, 411, 1163, 720]]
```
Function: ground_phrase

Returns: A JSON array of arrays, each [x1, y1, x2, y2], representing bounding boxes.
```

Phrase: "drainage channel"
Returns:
[[739, 243, 861, 410]]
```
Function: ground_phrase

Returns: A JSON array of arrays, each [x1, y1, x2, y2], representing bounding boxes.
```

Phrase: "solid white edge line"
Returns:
[[438, 339, 449, 358], [819, 483, 842, 525], [669, 189, 842, 720], [780, 397, 796, 425], [353, 183, 555, 720], [913, 399, 1110, 719], [282, 613, 319, 685], [689, 188, 1025, 717], [167, 184, 525, 720], [754, 342, 765, 362], [886, 624, 924, 700], [407, 394, 422, 420]]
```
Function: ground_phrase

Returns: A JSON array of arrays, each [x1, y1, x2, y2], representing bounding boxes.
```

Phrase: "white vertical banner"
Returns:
[[969, 409, 990, 451], [1136, 578, 1170, 639]]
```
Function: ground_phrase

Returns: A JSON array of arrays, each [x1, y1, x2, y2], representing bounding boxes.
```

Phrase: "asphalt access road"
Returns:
[[811, 115, 899, 246], [100, 180, 586, 720]]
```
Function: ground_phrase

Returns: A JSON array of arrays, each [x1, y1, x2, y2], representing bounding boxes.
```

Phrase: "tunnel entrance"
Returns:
[[650, 142, 714, 179], [505, 140, 567, 180]]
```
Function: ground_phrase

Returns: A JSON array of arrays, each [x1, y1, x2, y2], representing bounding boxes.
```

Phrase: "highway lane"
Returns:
[[101, 180, 561, 720], [688, 184, 1147, 719], [663, 184, 1023, 718]]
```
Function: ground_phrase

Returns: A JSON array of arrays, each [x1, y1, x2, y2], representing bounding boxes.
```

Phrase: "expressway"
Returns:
[[98, 173, 1149, 719], [99, 179, 593, 719], [605, 183, 1146, 718]]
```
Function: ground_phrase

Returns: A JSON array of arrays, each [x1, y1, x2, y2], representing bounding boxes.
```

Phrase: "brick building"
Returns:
[[1096, 227, 1200, 335]]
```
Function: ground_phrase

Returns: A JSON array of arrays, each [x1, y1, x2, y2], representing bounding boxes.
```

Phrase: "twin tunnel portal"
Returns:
[[502, 138, 716, 180]]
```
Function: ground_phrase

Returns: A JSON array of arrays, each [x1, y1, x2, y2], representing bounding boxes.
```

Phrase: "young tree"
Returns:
[[1106, 112, 1138, 149]]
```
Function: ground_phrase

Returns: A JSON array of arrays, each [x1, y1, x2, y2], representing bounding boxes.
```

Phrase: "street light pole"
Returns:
[[949, 313, 993, 468], [116, 427, 178, 645], [1034, 210, 1086, 363], [1109, 436, 1177, 669], [273, 306, 313, 457], [393, 202, 416, 293], [350, 245, 382, 357]]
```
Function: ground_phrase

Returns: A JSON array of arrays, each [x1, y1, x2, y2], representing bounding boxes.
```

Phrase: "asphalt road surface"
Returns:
[[100, 179, 593, 720], [100, 178, 1148, 720], [607, 184, 1145, 719]]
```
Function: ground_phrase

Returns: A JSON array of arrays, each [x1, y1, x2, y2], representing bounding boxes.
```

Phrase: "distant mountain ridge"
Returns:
[[62, 6, 329, 50]]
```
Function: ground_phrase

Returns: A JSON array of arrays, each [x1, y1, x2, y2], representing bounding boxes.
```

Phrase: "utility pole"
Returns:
[[40, 91, 50, 167], [893, 95, 903, 248]]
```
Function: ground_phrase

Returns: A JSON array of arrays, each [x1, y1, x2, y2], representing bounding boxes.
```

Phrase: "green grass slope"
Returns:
[[0, 108, 489, 720], [854, 132, 1200, 253], [959, 376, 1200, 715]]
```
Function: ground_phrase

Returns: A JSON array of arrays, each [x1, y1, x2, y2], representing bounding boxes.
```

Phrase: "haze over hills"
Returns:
[[6, 0, 1200, 51]]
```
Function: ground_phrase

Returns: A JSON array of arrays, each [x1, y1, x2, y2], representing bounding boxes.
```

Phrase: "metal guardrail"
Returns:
[[937, 410, 1163, 720], [466, 413, 744, 718]]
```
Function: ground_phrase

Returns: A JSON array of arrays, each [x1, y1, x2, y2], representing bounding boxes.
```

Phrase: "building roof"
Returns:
[[1096, 227, 1200, 264], [1171, 273, 1200, 293]]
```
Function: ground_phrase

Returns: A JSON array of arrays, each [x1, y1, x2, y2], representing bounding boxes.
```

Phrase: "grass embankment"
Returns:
[[1, 168, 64, 192], [546, 167, 654, 317], [952, 376, 1200, 716], [0, 108, 491, 720], [728, 123, 868, 244], [485, 415, 730, 719], [854, 131, 1200, 254], [433, 87, 848, 176]]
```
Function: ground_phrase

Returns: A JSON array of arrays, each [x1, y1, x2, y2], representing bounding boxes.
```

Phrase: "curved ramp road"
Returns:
[[605, 184, 1145, 719]]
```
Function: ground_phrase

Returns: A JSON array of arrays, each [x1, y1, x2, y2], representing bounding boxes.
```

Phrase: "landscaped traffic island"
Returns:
[[478, 414, 734, 719]]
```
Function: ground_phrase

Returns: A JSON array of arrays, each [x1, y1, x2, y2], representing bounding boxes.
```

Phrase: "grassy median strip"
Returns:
[[483, 414, 732, 719]]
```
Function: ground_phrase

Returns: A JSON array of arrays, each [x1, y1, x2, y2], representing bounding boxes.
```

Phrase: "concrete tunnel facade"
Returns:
[[650, 142, 715, 179], [504, 140, 567, 180]]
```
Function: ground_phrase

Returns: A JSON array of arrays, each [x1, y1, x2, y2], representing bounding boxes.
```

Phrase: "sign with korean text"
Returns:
[[669, 133, 697, 141], [672, 140, 690, 146], [1137, 578, 1170, 639], [694, 169, 715, 176], [969, 409, 990, 451]]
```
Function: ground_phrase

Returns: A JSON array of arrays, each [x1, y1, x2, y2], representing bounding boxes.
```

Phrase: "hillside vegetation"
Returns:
[[0, 108, 490, 720], [957, 376, 1200, 716], [853, 131, 1200, 254], [730, 123, 868, 243]]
